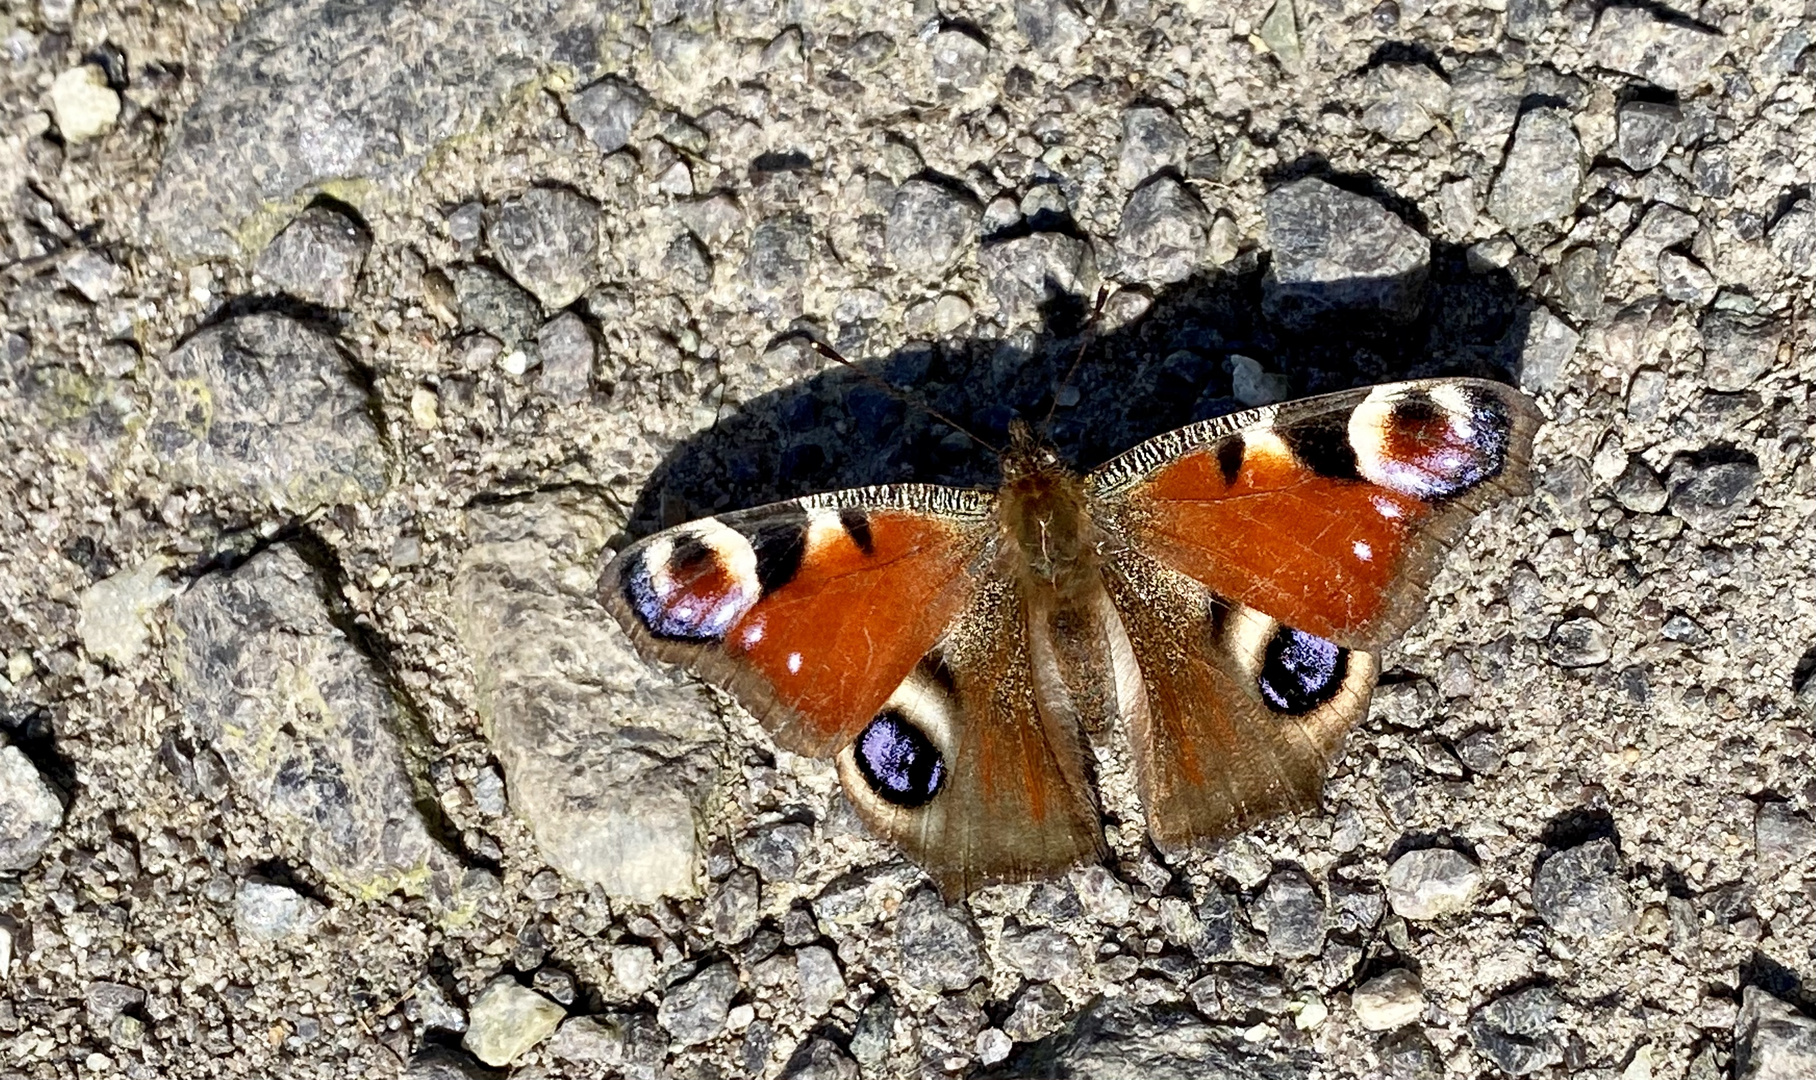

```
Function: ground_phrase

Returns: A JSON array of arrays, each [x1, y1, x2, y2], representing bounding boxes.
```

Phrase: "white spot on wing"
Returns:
[[787, 651, 803, 674], [1353, 539, 1372, 561], [1242, 428, 1293, 467], [804, 507, 848, 556]]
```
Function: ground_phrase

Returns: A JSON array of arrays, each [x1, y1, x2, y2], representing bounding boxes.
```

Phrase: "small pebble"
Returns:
[[1384, 848, 1483, 920]]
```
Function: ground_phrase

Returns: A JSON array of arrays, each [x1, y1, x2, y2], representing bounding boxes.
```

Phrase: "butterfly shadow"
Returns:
[[617, 233, 1534, 538]]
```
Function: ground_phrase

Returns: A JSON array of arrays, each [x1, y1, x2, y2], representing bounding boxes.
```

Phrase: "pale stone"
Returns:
[[79, 557, 177, 665], [49, 65, 120, 143], [463, 979, 566, 1067]]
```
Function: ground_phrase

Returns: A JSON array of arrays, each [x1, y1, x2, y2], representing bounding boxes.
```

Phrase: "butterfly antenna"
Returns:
[[811, 339, 1002, 456], [1040, 285, 1112, 436]]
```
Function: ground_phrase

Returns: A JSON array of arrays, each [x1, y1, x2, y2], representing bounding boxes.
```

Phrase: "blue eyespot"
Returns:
[[1257, 626, 1348, 714], [853, 710, 946, 808]]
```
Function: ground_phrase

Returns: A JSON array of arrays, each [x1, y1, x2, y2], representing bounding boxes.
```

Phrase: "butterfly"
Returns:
[[601, 378, 1541, 895]]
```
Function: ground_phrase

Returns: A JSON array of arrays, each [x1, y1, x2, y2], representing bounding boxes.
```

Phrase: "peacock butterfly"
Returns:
[[601, 374, 1541, 894]]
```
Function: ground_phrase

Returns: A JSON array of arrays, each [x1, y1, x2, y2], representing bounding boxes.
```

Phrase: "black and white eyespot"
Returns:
[[1224, 605, 1351, 716], [1348, 384, 1514, 502], [621, 519, 761, 642], [838, 658, 956, 812]]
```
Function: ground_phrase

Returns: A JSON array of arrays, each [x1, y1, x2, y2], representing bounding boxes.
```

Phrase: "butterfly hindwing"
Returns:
[[603, 486, 995, 756], [1104, 551, 1379, 848], [834, 576, 1105, 895], [1091, 379, 1541, 651]]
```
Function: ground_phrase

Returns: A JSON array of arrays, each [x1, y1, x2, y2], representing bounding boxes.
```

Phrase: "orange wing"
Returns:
[[1091, 379, 1541, 650], [602, 486, 994, 756]]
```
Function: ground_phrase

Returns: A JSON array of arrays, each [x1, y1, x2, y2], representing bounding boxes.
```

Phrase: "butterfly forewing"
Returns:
[[1089, 379, 1542, 651], [603, 485, 996, 756]]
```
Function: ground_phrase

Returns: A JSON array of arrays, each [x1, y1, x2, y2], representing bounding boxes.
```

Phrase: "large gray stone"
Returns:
[[254, 205, 371, 308], [1469, 987, 1563, 1075], [146, 314, 389, 515], [897, 887, 984, 991], [567, 77, 649, 154], [1115, 105, 1188, 189], [167, 545, 476, 908], [1360, 62, 1451, 143], [1590, 5, 1727, 92], [0, 742, 63, 872], [658, 961, 739, 1048], [886, 179, 981, 274], [1116, 176, 1210, 285], [1262, 178, 1429, 328], [1489, 109, 1584, 230], [1735, 987, 1816, 1080], [142, 0, 610, 260], [1531, 838, 1635, 940], [979, 232, 1099, 326], [454, 493, 718, 903], [1700, 311, 1783, 393], [463, 978, 565, 1067], [487, 187, 601, 310]]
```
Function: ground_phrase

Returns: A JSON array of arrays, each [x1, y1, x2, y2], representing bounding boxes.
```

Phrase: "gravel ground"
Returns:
[[3, 0, 1816, 1078]]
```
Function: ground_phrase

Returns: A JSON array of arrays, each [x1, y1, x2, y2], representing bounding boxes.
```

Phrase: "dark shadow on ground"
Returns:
[[619, 216, 1532, 540]]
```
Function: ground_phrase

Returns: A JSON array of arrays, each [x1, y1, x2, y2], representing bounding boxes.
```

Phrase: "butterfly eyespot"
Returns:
[[1351, 385, 1515, 501], [853, 709, 947, 808], [1256, 626, 1349, 714], [622, 523, 761, 642]]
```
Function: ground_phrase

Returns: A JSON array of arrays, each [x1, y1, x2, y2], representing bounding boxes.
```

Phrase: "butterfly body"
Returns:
[[603, 379, 1541, 894]]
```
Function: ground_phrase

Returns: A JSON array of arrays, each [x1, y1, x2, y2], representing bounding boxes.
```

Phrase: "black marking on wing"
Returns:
[[739, 505, 811, 595], [1280, 410, 1362, 482], [854, 709, 947, 807], [839, 506, 875, 555], [1216, 437, 1245, 487]]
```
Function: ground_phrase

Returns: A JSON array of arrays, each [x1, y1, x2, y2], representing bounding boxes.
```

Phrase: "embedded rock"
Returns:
[[1384, 848, 1482, 920], [142, 0, 611, 259], [146, 314, 389, 514], [658, 961, 739, 1048], [1116, 176, 1210, 285], [1489, 109, 1584, 230], [1261, 178, 1429, 328], [1590, 5, 1728, 92], [78, 557, 178, 665], [886, 179, 981, 274], [1531, 838, 1636, 940], [255, 205, 371, 308], [487, 187, 600, 310], [454, 493, 717, 903], [1735, 986, 1816, 1080], [991, 1000, 1314, 1080], [167, 545, 475, 908], [1469, 987, 1563, 1075], [979, 232, 1098, 326], [897, 888, 984, 991], [0, 742, 64, 872], [463, 979, 565, 1067]]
